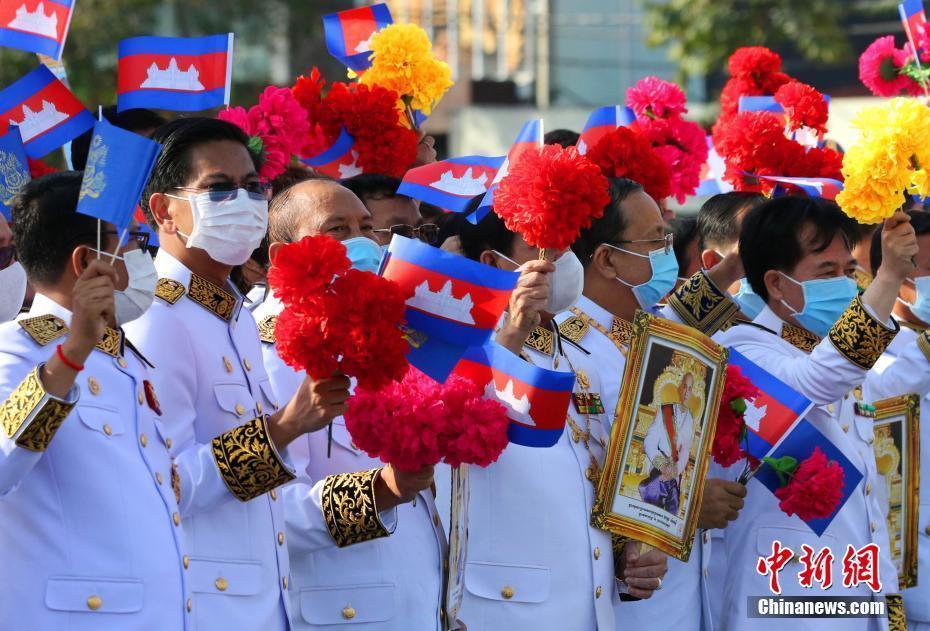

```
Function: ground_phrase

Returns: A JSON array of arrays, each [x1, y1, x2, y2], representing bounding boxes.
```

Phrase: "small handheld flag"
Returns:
[[576, 105, 635, 156], [76, 119, 162, 231], [900, 0, 928, 57], [695, 136, 733, 196], [0, 64, 93, 159], [117, 34, 234, 112], [323, 3, 393, 72], [0, 126, 30, 220], [397, 155, 505, 213], [752, 175, 844, 201], [300, 127, 360, 180], [467, 119, 543, 224], [453, 342, 576, 447], [0, 0, 74, 59]]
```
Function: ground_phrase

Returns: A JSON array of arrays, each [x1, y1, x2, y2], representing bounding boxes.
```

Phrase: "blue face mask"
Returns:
[[733, 278, 766, 320], [343, 236, 383, 273], [607, 243, 680, 310], [903, 276, 930, 324], [779, 273, 858, 338]]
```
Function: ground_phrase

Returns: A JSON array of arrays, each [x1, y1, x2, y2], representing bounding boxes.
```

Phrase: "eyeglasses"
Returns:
[[0, 245, 14, 270], [373, 223, 440, 244], [79, 230, 150, 252], [173, 182, 271, 202], [612, 232, 674, 255]]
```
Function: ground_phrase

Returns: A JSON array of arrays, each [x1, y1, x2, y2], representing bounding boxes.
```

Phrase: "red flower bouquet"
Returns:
[[585, 126, 672, 202], [712, 364, 760, 468], [774, 82, 829, 135], [269, 234, 410, 391], [345, 366, 510, 472], [494, 144, 610, 252], [767, 446, 845, 521], [859, 36, 924, 98]]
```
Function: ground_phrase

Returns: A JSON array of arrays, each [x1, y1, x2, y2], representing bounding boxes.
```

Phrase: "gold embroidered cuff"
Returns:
[[212, 415, 295, 501], [0, 365, 76, 452], [667, 270, 740, 336], [886, 594, 906, 631], [918, 331, 930, 364], [827, 295, 898, 370], [321, 468, 391, 547]]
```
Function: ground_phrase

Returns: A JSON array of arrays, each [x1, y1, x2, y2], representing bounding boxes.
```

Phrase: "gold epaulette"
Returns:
[[258, 314, 277, 345], [828, 295, 899, 370], [322, 468, 391, 547], [666, 270, 740, 336], [18, 315, 68, 346], [212, 415, 295, 502], [558, 316, 590, 345], [524, 325, 554, 356], [155, 278, 185, 304]]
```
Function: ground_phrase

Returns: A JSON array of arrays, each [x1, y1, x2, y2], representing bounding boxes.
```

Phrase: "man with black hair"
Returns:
[[0, 172, 189, 629], [864, 210, 930, 631], [123, 117, 378, 630], [668, 216, 702, 288], [71, 106, 166, 171], [341, 173, 439, 246], [714, 197, 917, 630], [544, 128, 580, 148]]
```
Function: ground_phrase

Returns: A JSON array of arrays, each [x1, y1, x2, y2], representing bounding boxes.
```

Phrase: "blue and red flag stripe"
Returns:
[[752, 175, 844, 201], [0, 64, 93, 159], [468, 119, 543, 224], [300, 127, 357, 179], [727, 348, 813, 460], [753, 419, 863, 536], [117, 34, 234, 112], [453, 342, 575, 447], [323, 3, 393, 71], [398, 155, 505, 213], [696, 136, 733, 196], [900, 0, 927, 53], [576, 105, 635, 155], [0, 0, 74, 59]]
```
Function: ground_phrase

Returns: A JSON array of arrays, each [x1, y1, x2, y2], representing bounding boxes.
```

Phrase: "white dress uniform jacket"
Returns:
[[124, 251, 296, 631], [713, 298, 899, 631], [434, 320, 620, 631], [865, 319, 930, 630], [0, 294, 189, 630], [254, 293, 447, 630]]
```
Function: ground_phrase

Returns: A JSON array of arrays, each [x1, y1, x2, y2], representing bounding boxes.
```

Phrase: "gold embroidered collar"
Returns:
[[568, 307, 633, 353], [258, 314, 278, 344], [780, 322, 819, 354], [18, 315, 123, 356], [95, 327, 123, 357], [188, 274, 237, 321], [524, 325, 554, 356]]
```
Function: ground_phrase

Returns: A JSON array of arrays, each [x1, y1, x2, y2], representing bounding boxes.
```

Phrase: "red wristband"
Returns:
[[56, 344, 84, 371]]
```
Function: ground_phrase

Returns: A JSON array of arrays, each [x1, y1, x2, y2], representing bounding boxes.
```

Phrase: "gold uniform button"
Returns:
[[593, 547, 601, 560], [501, 586, 514, 600], [138, 391, 144, 405], [868, 437, 875, 445], [282, 577, 288, 589], [166, 437, 173, 449], [827, 404, 835, 413], [156, 472, 164, 485], [215, 578, 228, 592], [244, 358, 252, 371], [595, 586, 603, 599], [118, 357, 127, 368], [278, 532, 285, 545], [342, 606, 357, 620], [842, 424, 849, 433], [223, 357, 233, 373], [270, 489, 277, 501], [256, 401, 263, 414], [88, 377, 100, 396], [86, 595, 102, 610], [173, 512, 180, 526], [235, 403, 245, 416], [187, 598, 192, 613], [433, 513, 440, 528], [103, 424, 113, 436], [183, 555, 189, 569], [140, 433, 148, 448], [865, 483, 872, 495], [871, 521, 877, 533]]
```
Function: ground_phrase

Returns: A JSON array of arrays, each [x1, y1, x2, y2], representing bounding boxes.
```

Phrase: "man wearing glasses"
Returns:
[[342, 173, 439, 247], [124, 118, 377, 630]]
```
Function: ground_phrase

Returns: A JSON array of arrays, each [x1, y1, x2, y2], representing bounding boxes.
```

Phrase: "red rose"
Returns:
[[774, 446, 845, 521]]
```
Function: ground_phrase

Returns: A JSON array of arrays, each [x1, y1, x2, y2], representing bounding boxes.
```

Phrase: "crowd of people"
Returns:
[[0, 87, 928, 631]]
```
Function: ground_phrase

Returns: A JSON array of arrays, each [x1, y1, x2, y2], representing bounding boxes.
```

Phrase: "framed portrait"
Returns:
[[872, 394, 920, 590], [592, 311, 728, 561]]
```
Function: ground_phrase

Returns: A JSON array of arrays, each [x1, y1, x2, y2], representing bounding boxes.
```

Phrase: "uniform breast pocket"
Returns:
[[259, 378, 280, 413], [188, 557, 263, 596], [299, 583, 395, 626], [212, 382, 256, 422], [464, 561, 550, 604], [75, 403, 125, 439], [45, 576, 143, 613]]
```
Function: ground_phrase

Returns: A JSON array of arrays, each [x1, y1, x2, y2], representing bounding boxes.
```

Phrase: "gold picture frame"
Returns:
[[592, 311, 728, 561], [872, 394, 920, 590]]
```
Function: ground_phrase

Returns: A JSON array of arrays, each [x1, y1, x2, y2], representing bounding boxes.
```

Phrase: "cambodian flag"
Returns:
[[576, 105, 635, 156], [0, 0, 74, 59], [0, 126, 30, 220], [323, 3, 393, 72], [754, 419, 863, 536], [76, 119, 162, 231], [695, 136, 733, 196], [468, 119, 543, 224], [397, 155, 505, 213], [453, 342, 576, 447], [381, 235, 519, 382], [0, 64, 93, 159], [900, 0, 927, 52], [728, 348, 814, 462], [752, 175, 844, 201], [117, 34, 234, 112], [300, 127, 361, 180]]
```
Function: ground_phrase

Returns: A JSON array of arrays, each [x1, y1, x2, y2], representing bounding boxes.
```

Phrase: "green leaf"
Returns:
[[762, 455, 799, 487], [730, 397, 747, 416]]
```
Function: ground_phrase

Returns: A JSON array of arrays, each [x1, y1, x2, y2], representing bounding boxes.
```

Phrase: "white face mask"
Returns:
[[492, 249, 583, 314], [92, 248, 158, 326], [0, 261, 26, 322], [170, 189, 268, 266]]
